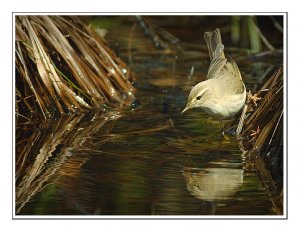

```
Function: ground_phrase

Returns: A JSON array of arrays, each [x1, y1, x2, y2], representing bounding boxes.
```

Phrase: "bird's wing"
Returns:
[[226, 58, 245, 94], [206, 56, 227, 80], [204, 28, 245, 95]]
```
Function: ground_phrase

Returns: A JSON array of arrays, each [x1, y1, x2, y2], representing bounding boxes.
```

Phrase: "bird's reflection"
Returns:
[[183, 166, 244, 201]]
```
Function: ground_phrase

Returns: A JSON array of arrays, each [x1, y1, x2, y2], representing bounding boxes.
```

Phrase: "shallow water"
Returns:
[[15, 16, 282, 216], [16, 108, 274, 215]]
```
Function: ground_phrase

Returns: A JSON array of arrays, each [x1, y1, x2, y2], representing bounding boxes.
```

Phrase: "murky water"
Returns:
[[15, 16, 282, 216]]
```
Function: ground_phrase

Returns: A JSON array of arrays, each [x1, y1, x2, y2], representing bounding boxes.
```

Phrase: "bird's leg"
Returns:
[[236, 90, 261, 137], [236, 103, 248, 136]]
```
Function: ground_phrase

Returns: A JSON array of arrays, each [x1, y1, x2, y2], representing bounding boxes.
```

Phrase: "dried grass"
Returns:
[[235, 65, 283, 214], [240, 65, 283, 153], [16, 16, 135, 119]]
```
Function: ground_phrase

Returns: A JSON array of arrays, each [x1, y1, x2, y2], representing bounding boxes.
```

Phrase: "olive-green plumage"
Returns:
[[182, 28, 246, 120]]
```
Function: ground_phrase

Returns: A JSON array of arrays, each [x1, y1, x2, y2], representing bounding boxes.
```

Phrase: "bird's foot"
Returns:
[[247, 90, 261, 106], [248, 126, 260, 142]]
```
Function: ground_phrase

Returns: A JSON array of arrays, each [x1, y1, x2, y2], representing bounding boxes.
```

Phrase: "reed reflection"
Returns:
[[15, 111, 122, 214]]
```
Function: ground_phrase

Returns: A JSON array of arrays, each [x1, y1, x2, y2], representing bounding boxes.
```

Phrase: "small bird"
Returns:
[[182, 28, 246, 123]]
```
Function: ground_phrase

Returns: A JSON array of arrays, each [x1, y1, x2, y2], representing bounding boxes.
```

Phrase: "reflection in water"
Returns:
[[15, 111, 122, 214], [16, 105, 276, 215], [183, 167, 244, 201]]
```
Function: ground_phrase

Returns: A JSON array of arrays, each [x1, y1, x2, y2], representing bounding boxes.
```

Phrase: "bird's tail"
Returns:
[[204, 28, 225, 61], [204, 28, 227, 79]]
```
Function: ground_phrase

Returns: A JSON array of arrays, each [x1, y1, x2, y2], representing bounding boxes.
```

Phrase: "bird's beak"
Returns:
[[181, 105, 190, 114]]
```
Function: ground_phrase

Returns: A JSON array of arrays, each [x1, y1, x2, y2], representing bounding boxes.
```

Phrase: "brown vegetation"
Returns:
[[16, 16, 135, 119]]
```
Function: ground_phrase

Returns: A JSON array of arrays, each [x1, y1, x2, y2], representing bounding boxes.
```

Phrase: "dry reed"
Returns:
[[240, 65, 283, 153], [16, 16, 135, 119], [236, 65, 283, 213]]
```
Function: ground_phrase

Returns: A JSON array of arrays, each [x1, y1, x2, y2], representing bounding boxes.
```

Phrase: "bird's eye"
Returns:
[[196, 96, 201, 100]]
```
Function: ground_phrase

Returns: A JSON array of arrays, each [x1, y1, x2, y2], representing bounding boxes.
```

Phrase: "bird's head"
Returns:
[[182, 81, 210, 114]]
